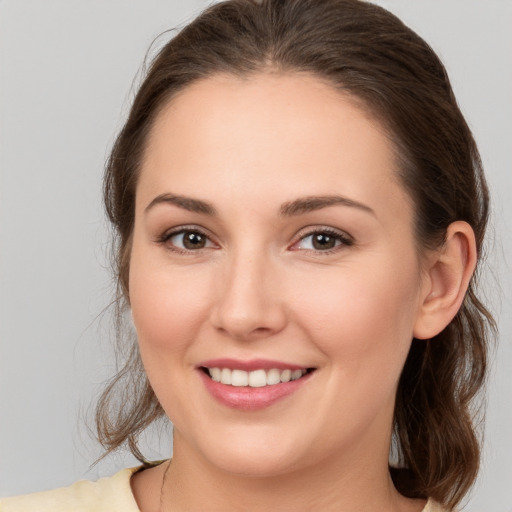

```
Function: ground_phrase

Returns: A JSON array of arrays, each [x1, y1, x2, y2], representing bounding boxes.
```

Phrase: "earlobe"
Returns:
[[413, 221, 477, 340]]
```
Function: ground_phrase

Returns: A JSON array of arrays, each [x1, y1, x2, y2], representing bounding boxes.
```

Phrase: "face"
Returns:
[[129, 73, 429, 477]]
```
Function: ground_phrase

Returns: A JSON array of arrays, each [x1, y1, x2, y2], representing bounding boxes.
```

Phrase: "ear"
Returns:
[[413, 221, 477, 340]]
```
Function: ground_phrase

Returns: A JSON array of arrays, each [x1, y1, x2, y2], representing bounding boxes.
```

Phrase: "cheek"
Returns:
[[292, 254, 421, 377], [128, 250, 213, 361], [128, 253, 218, 424]]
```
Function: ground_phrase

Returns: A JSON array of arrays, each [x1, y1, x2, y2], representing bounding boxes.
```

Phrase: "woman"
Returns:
[[1, 0, 495, 511]]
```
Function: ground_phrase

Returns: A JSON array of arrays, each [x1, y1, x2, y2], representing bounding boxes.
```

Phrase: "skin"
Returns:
[[129, 72, 476, 511]]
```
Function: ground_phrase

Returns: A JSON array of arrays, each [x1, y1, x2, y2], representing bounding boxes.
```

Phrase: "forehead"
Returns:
[[139, 72, 411, 222]]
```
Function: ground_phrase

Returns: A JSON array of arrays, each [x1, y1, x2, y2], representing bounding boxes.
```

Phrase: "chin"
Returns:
[[194, 431, 307, 478], [212, 451, 298, 478]]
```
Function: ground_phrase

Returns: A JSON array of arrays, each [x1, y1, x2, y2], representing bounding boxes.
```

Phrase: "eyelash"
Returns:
[[156, 226, 354, 255], [156, 225, 216, 255], [291, 227, 354, 254]]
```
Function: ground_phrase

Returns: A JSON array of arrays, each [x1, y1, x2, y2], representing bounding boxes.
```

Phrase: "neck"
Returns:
[[161, 431, 418, 512]]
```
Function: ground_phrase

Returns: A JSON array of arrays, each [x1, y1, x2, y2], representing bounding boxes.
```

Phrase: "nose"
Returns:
[[210, 250, 287, 341]]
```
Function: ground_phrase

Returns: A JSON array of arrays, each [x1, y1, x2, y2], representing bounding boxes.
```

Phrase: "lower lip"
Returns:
[[198, 370, 312, 411]]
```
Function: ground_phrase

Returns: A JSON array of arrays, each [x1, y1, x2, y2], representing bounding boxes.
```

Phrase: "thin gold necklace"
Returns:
[[159, 460, 172, 512]]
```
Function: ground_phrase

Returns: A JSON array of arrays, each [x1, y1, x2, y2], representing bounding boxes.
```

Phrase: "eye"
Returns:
[[292, 228, 353, 252], [159, 228, 216, 252]]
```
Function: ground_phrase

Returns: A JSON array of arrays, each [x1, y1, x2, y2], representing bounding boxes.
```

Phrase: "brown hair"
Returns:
[[98, 0, 495, 508]]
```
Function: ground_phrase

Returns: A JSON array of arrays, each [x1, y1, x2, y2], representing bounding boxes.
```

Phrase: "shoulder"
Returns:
[[423, 499, 451, 512], [0, 467, 141, 512]]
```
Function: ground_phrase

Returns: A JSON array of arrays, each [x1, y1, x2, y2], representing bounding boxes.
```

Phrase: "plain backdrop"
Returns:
[[0, 1, 511, 510]]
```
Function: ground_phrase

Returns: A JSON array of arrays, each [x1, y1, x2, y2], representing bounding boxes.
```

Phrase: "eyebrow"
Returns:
[[145, 193, 217, 215], [144, 193, 374, 217], [280, 195, 375, 217]]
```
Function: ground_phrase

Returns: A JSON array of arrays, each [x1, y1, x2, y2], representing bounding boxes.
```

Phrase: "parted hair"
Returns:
[[98, 0, 494, 509]]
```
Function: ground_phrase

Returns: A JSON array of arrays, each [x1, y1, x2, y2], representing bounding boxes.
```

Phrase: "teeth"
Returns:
[[207, 367, 307, 387], [231, 369, 248, 387], [291, 369, 303, 380], [210, 367, 221, 382], [266, 368, 281, 385], [248, 369, 267, 388], [220, 368, 231, 385], [280, 369, 291, 382]]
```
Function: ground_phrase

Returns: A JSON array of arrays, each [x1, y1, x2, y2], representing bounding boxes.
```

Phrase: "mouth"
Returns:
[[200, 367, 315, 387], [197, 358, 316, 410]]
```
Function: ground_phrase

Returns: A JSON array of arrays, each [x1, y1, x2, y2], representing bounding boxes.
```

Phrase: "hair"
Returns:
[[98, 0, 495, 508]]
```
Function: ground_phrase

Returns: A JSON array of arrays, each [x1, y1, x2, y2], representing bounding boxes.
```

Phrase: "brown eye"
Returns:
[[168, 230, 213, 251], [293, 229, 353, 252], [183, 231, 207, 249], [311, 233, 337, 250]]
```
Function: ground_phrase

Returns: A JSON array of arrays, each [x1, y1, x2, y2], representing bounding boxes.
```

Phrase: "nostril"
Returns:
[[253, 327, 272, 334]]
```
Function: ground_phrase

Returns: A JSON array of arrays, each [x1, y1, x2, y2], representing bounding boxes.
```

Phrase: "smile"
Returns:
[[198, 360, 316, 410], [204, 367, 308, 387]]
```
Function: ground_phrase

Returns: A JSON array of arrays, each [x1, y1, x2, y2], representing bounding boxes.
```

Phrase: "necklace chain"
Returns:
[[158, 460, 172, 512]]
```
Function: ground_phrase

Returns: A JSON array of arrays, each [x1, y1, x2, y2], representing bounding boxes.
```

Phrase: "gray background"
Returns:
[[0, 1, 510, 510]]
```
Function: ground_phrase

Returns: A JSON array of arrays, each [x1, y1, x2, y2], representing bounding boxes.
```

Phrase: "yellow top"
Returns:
[[0, 466, 447, 511]]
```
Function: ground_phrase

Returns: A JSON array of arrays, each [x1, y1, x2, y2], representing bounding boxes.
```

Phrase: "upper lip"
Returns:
[[198, 358, 310, 372]]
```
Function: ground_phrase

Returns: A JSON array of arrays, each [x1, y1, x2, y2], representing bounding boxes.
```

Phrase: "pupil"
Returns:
[[183, 232, 205, 249], [313, 233, 335, 250]]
